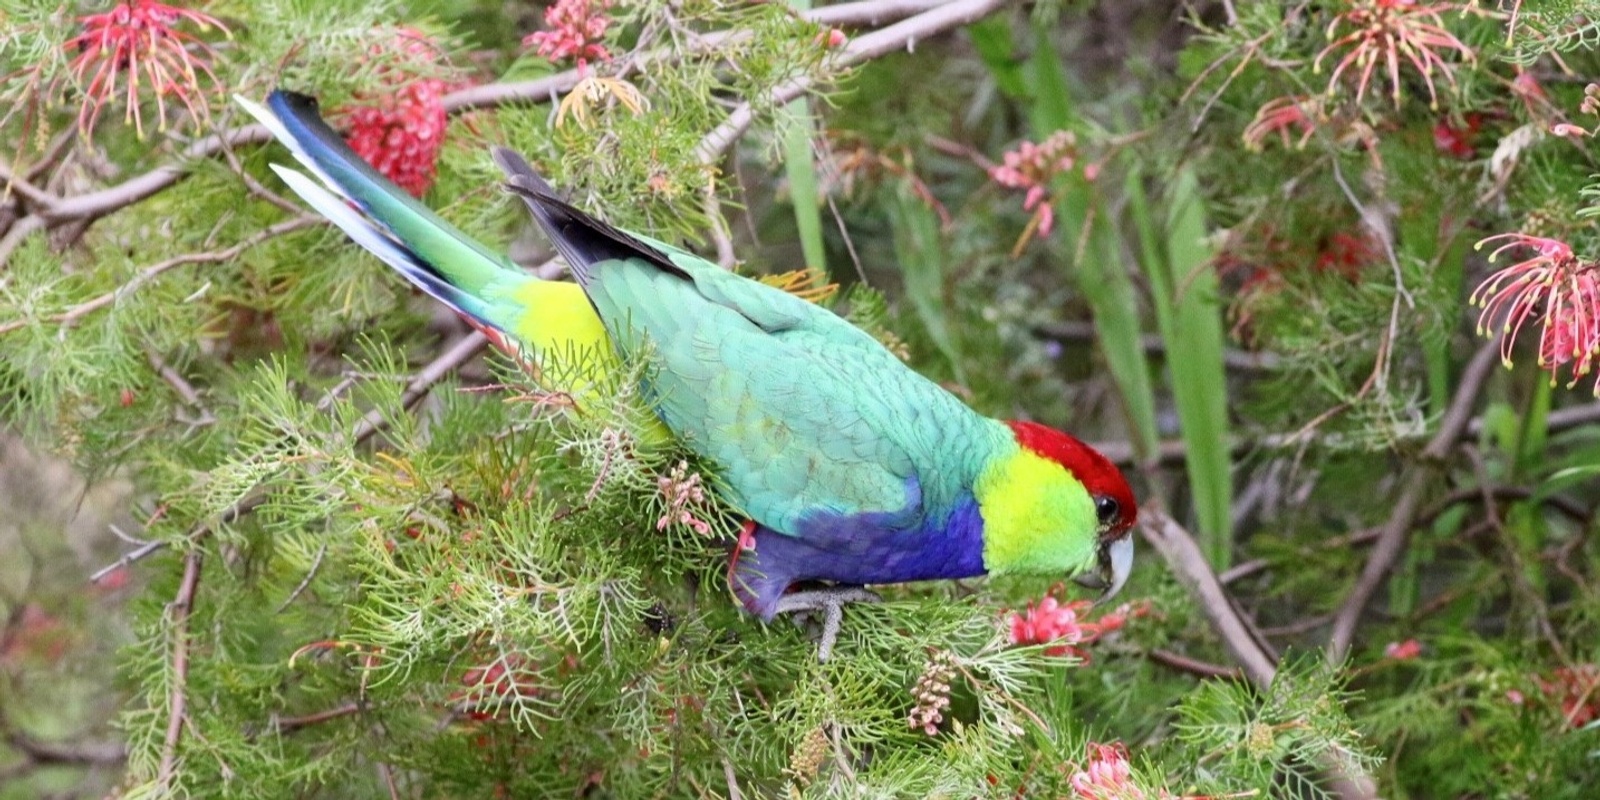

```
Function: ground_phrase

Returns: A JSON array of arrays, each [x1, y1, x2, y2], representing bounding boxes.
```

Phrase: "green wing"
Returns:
[[595, 262, 932, 532], [496, 158, 993, 535]]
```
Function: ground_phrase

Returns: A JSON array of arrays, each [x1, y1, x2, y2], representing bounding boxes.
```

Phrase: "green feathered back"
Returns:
[[584, 250, 1005, 533]]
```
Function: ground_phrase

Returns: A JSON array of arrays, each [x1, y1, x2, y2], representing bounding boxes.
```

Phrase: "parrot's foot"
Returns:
[[774, 586, 881, 662]]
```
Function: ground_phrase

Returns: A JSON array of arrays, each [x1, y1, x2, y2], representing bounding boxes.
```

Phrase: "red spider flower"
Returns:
[[1536, 664, 1600, 729], [1243, 95, 1325, 151], [339, 29, 458, 197], [1089, 599, 1152, 637], [524, 0, 615, 69], [1471, 233, 1600, 394], [1313, 0, 1474, 109], [64, 0, 230, 137]]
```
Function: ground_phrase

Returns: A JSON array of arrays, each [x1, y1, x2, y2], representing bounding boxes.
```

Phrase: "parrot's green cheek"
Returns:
[[976, 448, 1100, 577]]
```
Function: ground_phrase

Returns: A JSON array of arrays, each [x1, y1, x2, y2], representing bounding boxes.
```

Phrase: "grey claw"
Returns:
[[773, 586, 881, 662]]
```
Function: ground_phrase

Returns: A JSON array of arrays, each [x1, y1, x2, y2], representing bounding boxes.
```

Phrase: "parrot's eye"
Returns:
[[1094, 495, 1121, 527]]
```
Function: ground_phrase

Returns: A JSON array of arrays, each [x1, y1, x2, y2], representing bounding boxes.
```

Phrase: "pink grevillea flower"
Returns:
[[1242, 95, 1324, 151], [524, 0, 615, 69], [990, 131, 1080, 239], [64, 0, 230, 137], [1384, 638, 1423, 660], [1008, 595, 1099, 658], [656, 461, 712, 535], [339, 29, 455, 197], [1070, 742, 1150, 800], [1007, 594, 1150, 660], [1313, 0, 1474, 109], [1471, 233, 1600, 394]]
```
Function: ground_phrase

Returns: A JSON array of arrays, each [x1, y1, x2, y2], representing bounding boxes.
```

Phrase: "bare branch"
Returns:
[[695, 0, 1013, 164], [1327, 342, 1500, 661], [1140, 510, 1278, 686], [270, 702, 364, 735]]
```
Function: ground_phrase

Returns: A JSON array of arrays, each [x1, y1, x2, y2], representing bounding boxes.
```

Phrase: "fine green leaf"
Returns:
[[889, 186, 966, 383], [1130, 165, 1233, 566]]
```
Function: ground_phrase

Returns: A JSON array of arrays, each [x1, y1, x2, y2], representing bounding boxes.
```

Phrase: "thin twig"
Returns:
[[276, 542, 328, 613], [22, 128, 77, 186], [1147, 648, 1243, 680], [146, 348, 217, 428], [271, 702, 364, 735], [156, 550, 204, 792], [378, 761, 400, 800], [694, 0, 1012, 165], [349, 331, 489, 446], [723, 756, 744, 800]]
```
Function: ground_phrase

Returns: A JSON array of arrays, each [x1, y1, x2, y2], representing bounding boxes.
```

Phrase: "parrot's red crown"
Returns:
[[1005, 420, 1137, 537]]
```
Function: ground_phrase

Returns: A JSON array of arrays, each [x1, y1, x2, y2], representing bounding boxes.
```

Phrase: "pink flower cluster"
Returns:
[[990, 131, 1082, 238], [65, 0, 229, 137], [1007, 593, 1147, 659], [524, 0, 615, 68], [1009, 596, 1093, 657], [340, 29, 456, 197], [1383, 638, 1422, 660], [1471, 233, 1600, 394], [656, 461, 712, 535], [1070, 742, 1161, 800]]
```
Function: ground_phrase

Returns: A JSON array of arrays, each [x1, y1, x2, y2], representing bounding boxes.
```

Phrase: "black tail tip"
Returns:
[[490, 146, 559, 197], [267, 89, 322, 118]]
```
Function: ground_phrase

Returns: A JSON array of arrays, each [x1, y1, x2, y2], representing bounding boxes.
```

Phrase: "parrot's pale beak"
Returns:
[[1074, 534, 1134, 605]]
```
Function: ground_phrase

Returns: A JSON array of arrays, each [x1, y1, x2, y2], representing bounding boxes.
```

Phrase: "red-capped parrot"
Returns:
[[239, 90, 1137, 659]]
